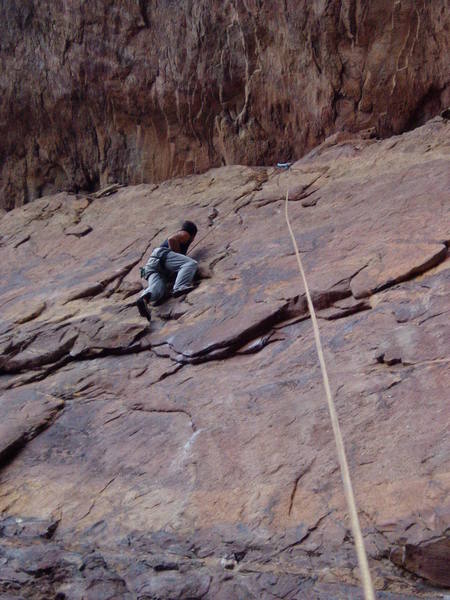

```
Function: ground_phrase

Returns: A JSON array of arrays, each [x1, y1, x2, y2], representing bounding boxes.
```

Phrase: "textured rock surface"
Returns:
[[0, 118, 449, 598], [1, 0, 449, 209]]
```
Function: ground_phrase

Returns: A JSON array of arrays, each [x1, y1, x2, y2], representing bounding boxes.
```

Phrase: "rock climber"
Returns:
[[136, 221, 198, 322]]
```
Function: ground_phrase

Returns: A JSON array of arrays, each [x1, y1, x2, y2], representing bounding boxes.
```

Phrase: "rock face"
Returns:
[[1, 0, 449, 209], [0, 118, 449, 598]]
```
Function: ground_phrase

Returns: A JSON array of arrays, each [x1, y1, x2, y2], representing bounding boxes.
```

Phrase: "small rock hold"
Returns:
[[233, 551, 246, 562], [14, 300, 46, 324], [220, 557, 237, 570], [65, 224, 93, 237], [208, 207, 218, 226], [301, 195, 319, 207], [154, 561, 179, 572], [13, 233, 30, 248], [359, 126, 377, 139], [93, 183, 123, 198]]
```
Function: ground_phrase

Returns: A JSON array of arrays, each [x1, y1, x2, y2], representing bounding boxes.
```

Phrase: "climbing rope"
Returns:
[[284, 189, 375, 600], [187, 179, 374, 597]]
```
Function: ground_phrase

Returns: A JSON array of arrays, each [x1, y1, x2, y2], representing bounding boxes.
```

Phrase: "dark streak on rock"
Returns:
[[0, 402, 64, 472], [288, 458, 316, 516]]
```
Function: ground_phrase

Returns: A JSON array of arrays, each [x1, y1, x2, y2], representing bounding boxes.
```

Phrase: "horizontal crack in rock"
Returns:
[[130, 406, 196, 431], [167, 289, 351, 365]]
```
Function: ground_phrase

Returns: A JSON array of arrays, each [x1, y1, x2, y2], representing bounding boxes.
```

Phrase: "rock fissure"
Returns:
[[287, 459, 316, 516], [78, 477, 118, 522], [352, 244, 448, 299], [0, 395, 64, 472], [273, 511, 334, 558], [130, 405, 196, 432]]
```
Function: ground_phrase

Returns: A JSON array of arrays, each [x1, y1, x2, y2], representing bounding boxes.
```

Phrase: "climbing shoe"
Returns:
[[172, 285, 195, 298], [136, 295, 152, 322]]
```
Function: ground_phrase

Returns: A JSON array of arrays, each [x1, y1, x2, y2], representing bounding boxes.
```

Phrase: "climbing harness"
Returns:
[[284, 188, 375, 600], [140, 246, 170, 279]]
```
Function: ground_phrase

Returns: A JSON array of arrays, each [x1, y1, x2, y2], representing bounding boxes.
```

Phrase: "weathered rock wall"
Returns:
[[1, 0, 449, 209], [0, 117, 449, 597]]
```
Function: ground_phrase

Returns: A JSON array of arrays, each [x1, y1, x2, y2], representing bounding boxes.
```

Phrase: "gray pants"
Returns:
[[142, 250, 198, 303]]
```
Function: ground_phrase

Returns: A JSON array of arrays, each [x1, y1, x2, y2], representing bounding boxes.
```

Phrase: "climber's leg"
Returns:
[[164, 251, 198, 296], [137, 273, 166, 321]]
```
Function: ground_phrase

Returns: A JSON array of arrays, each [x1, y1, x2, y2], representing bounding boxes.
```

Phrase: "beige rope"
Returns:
[[284, 190, 375, 600]]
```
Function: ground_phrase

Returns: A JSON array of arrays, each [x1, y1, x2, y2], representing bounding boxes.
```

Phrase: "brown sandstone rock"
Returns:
[[0, 119, 449, 598], [0, 389, 63, 467], [1, 1, 449, 209], [391, 537, 450, 588]]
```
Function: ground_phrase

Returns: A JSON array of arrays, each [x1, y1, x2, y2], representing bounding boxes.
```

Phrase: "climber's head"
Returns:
[[181, 220, 197, 239]]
